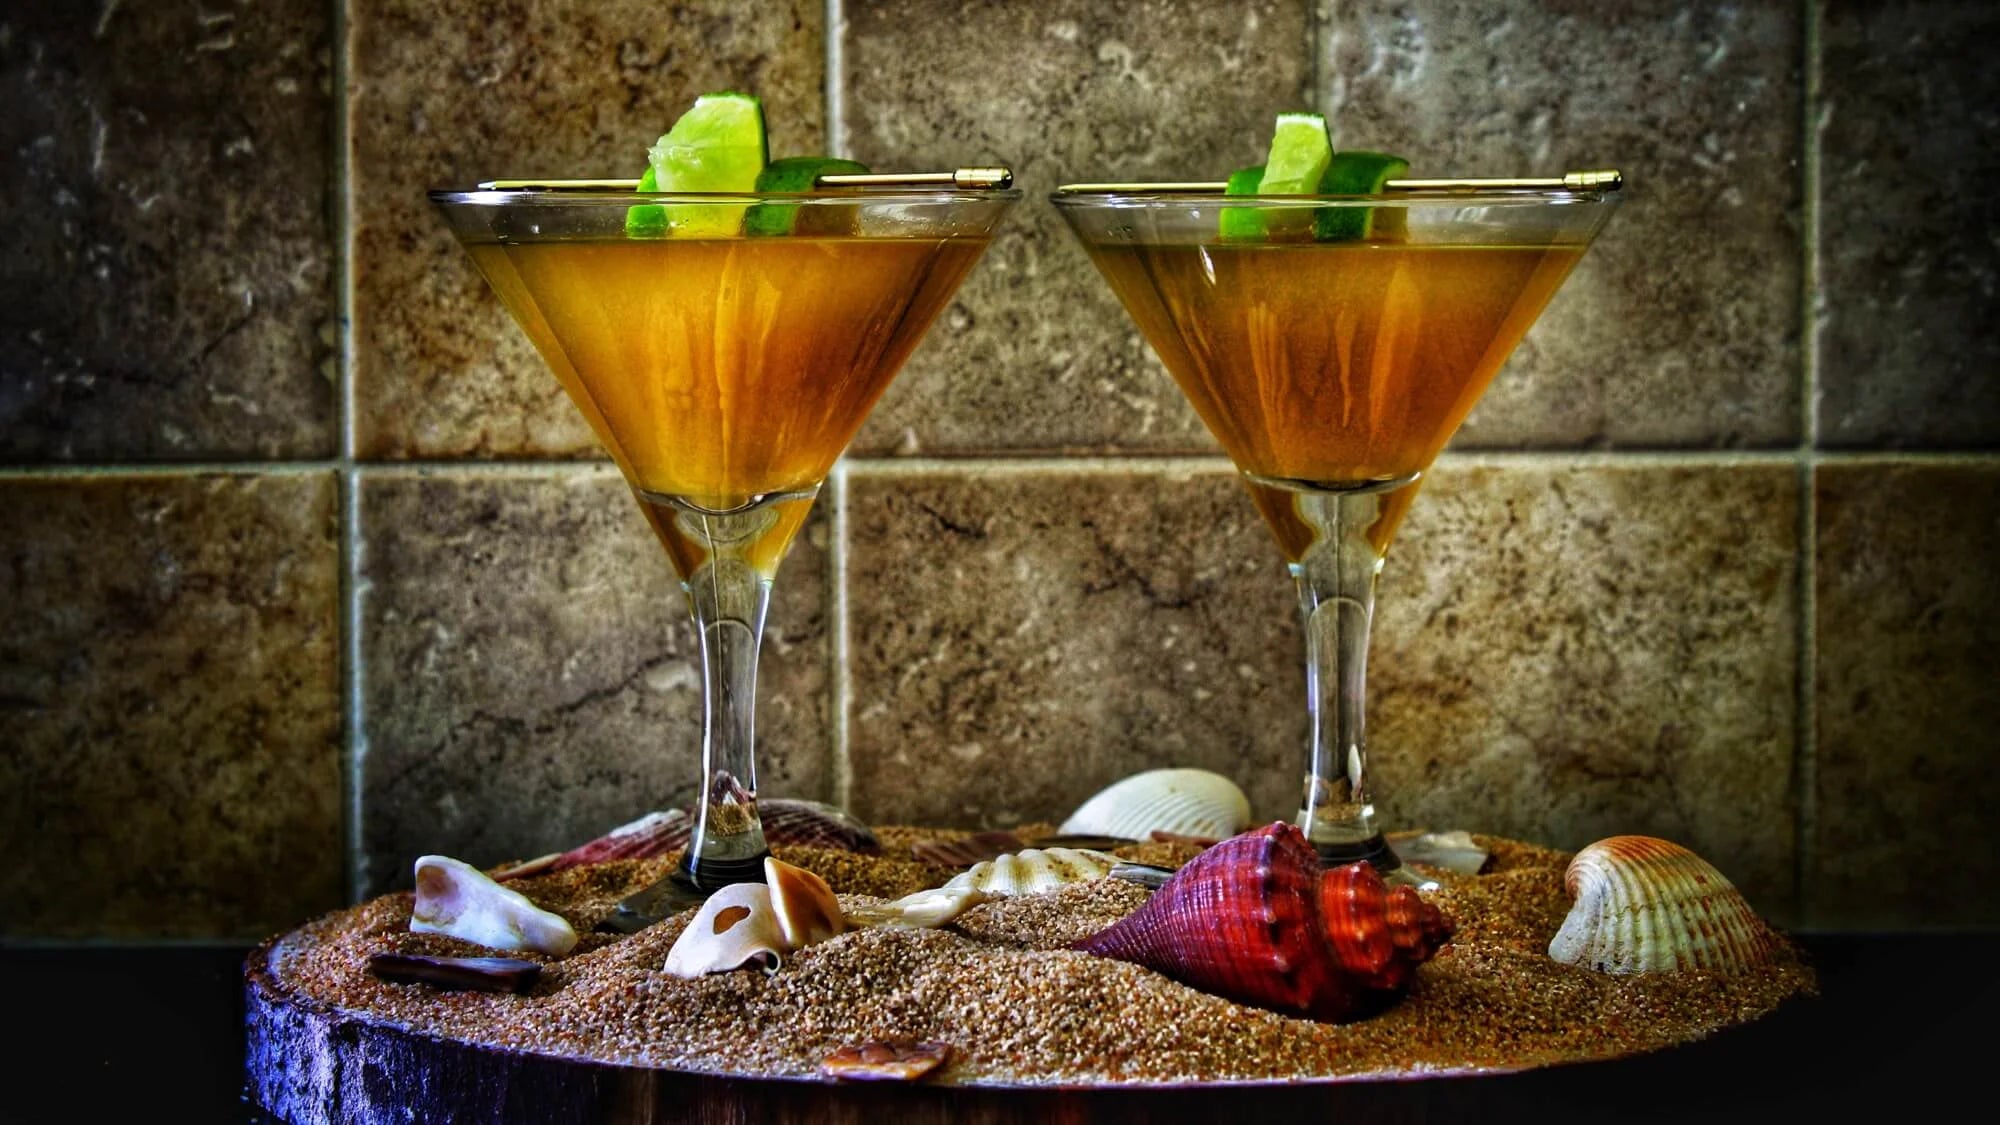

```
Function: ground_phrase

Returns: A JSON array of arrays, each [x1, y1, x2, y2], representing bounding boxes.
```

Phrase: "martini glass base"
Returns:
[[1310, 833, 1403, 875], [596, 851, 772, 934]]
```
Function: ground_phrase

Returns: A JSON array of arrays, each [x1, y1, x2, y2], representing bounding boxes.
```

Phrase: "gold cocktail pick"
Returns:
[[476, 167, 1015, 191], [1052, 170, 1623, 193]]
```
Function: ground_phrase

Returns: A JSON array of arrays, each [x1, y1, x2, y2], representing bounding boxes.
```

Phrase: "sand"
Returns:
[[266, 830, 1817, 1085]]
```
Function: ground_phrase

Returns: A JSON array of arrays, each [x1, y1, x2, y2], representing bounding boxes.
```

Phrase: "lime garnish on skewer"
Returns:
[[625, 166, 666, 237], [1254, 113, 1333, 239], [624, 91, 768, 238], [745, 156, 871, 237], [1219, 163, 1267, 241], [1258, 113, 1333, 194], [1314, 151, 1411, 242], [1215, 113, 1411, 243]]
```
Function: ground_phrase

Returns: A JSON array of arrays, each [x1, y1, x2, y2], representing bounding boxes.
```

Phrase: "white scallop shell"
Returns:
[[941, 847, 1117, 897], [1059, 768, 1251, 841], [411, 855, 578, 955], [1548, 836, 1779, 975], [845, 886, 989, 929], [663, 882, 790, 977]]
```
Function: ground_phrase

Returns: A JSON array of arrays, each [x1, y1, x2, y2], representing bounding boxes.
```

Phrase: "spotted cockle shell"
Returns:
[[940, 847, 1117, 897], [845, 886, 990, 929], [411, 855, 579, 955], [1548, 836, 1780, 975], [664, 883, 790, 978], [1059, 769, 1251, 842]]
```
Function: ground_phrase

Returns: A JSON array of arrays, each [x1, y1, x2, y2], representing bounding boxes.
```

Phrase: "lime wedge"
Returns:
[[1253, 113, 1332, 239], [1257, 113, 1332, 194], [1219, 163, 1266, 241], [626, 92, 768, 238], [1314, 151, 1410, 241], [745, 156, 870, 236], [624, 166, 666, 237]]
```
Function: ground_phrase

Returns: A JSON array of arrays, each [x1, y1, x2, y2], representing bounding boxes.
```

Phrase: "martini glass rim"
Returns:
[[1049, 186, 1615, 207], [429, 187, 1024, 206]]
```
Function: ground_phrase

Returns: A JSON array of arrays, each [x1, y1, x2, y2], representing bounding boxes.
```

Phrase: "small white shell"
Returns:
[[1059, 768, 1251, 841], [941, 847, 1117, 897], [846, 886, 989, 929], [663, 883, 789, 977], [411, 855, 579, 955], [1395, 830, 1490, 875], [1548, 835, 1779, 975]]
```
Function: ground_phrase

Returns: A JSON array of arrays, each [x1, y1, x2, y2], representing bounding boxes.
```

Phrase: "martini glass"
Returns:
[[432, 178, 1017, 922], [1053, 174, 1619, 876]]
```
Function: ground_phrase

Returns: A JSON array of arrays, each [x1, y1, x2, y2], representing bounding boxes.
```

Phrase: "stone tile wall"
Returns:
[[2, 0, 1994, 941]]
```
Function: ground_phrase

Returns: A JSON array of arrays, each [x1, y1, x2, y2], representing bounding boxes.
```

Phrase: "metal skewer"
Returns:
[[476, 166, 1014, 191], [1052, 169, 1623, 194]]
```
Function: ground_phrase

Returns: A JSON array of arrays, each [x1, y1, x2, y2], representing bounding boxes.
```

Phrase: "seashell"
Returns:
[[1073, 822, 1452, 1022], [846, 886, 990, 929], [496, 810, 691, 879], [1059, 768, 1251, 842], [820, 1040, 952, 1083], [765, 857, 845, 948], [663, 883, 789, 977], [1394, 830, 1490, 876], [501, 800, 881, 881], [367, 953, 542, 994], [911, 830, 1026, 868], [1026, 833, 1138, 851], [1548, 835, 1779, 975], [940, 847, 1118, 897], [749, 799, 884, 854], [411, 855, 579, 955], [1318, 859, 1453, 992], [1109, 861, 1176, 889]]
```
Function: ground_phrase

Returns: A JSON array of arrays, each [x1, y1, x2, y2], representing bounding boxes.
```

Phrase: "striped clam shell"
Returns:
[[940, 847, 1118, 897], [1548, 836, 1780, 975], [1058, 768, 1251, 842]]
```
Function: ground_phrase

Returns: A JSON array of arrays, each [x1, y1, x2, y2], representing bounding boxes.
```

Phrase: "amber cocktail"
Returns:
[[1056, 178, 1618, 874], [434, 185, 1017, 919]]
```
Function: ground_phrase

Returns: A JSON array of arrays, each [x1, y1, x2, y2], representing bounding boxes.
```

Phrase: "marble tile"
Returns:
[[845, 462, 1799, 915], [843, 466, 1301, 826], [0, 474, 342, 939], [0, 2, 334, 461], [1817, 2, 2000, 448], [1371, 460, 1800, 915], [1812, 463, 2000, 928], [1320, 0, 1804, 449], [358, 470, 830, 893], [348, 0, 824, 459], [841, 0, 1310, 455]]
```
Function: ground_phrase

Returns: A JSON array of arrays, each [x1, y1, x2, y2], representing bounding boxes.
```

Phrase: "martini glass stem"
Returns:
[[1291, 486, 1399, 872], [679, 541, 774, 889]]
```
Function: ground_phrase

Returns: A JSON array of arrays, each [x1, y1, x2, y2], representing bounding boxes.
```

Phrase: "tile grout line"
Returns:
[[1794, 0, 1825, 928], [825, 0, 845, 158], [828, 467, 853, 811], [333, 0, 366, 905], [6, 447, 2000, 483], [1304, 0, 1320, 110], [824, 0, 850, 811]]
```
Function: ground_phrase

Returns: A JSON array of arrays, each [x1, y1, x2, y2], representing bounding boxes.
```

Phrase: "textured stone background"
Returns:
[[2, 0, 1994, 939]]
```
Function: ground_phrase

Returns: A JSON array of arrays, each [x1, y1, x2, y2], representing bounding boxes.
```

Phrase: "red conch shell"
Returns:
[[1072, 822, 1452, 1021]]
